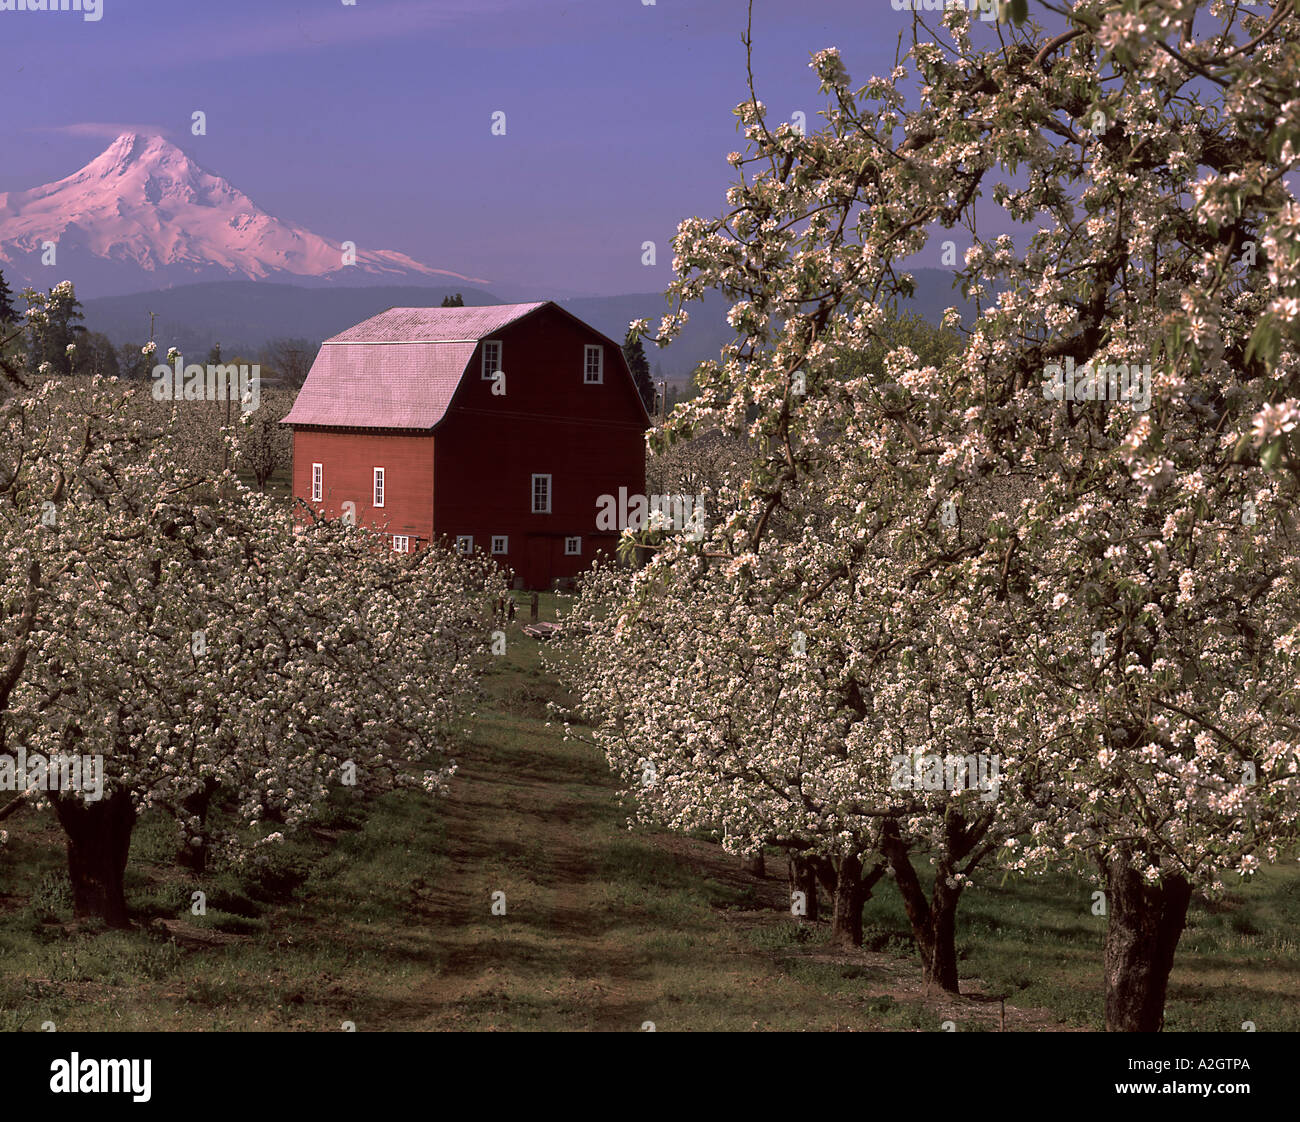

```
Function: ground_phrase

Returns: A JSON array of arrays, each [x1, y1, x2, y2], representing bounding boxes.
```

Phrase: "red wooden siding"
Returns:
[[432, 305, 644, 587], [292, 430, 435, 546]]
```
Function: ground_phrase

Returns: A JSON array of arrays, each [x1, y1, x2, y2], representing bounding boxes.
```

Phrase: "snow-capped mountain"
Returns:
[[0, 133, 487, 295]]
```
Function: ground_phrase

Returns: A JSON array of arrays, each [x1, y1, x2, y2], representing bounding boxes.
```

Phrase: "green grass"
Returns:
[[1, 590, 1297, 1031]]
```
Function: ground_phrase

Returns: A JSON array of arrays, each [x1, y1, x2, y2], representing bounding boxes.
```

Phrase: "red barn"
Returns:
[[283, 302, 650, 589]]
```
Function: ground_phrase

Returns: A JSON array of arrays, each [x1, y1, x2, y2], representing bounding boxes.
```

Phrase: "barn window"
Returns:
[[456, 535, 474, 554], [482, 340, 502, 380], [392, 535, 410, 553], [584, 345, 603, 384], [492, 535, 508, 555], [565, 536, 581, 555], [373, 467, 385, 508], [311, 463, 322, 502], [531, 474, 551, 514]]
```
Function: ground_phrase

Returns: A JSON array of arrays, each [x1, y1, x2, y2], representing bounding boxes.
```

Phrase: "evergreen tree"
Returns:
[[0, 269, 16, 325], [118, 342, 152, 381], [440, 293, 465, 307], [622, 329, 656, 414], [80, 332, 121, 378], [24, 281, 86, 378]]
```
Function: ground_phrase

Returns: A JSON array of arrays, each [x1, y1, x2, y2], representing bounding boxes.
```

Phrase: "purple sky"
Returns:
[[0, 0, 1014, 297]]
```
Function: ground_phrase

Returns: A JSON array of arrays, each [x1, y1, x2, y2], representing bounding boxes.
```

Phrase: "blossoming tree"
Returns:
[[578, 0, 1300, 1028], [0, 370, 506, 924]]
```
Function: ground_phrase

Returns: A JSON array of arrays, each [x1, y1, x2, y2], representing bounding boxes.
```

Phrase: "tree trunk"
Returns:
[[828, 855, 866, 948], [176, 779, 218, 873], [926, 876, 961, 992], [826, 854, 887, 948], [742, 852, 766, 877], [881, 821, 961, 992], [1103, 856, 1193, 1032], [52, 791, 136, 927], [789, 854, 819, 922]]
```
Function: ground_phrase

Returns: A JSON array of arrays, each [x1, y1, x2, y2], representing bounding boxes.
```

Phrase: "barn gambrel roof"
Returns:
[[282, 301, 649, 430], [326, 303, 547, 344]]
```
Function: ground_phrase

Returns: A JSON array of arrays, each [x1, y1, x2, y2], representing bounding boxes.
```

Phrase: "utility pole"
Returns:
[[657, 380, 667, 426], [147, 310, 157, 343]]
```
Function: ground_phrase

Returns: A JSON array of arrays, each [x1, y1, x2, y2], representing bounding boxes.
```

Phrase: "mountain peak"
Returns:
[[89, 133, 191, 177], [101, 130, 161, 157], [0, 134, 488, 294]]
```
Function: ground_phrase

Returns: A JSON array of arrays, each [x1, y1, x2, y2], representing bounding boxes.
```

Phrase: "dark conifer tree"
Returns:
[[0, 269, 16, 325], [622, 329, 655, 414]]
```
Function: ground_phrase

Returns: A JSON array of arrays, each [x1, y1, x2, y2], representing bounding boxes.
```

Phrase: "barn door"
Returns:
[[526, 535, 553, 590]]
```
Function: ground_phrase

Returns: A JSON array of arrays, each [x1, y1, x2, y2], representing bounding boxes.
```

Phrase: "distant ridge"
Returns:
[[80, 270, 979, 381]]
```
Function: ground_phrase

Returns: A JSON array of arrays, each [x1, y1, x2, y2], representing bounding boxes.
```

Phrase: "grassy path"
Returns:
[[348, 612, 1079, 1031]]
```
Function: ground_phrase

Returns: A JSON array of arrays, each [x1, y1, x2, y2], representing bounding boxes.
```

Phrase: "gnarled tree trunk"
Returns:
[[881, 820, 962, 992], [52, 790, 136, 927], [822, 854, 887, 948], [1102, 855, 1192, 1032]]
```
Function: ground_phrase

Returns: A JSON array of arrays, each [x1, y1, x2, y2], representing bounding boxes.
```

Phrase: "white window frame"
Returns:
[[584, 344, 603, 384], [481, 339, 502, 380], [564, 536, 581, 556], [311, 463, 322, 502], [456, 535, 474, 554], [392, 535, 410, 553], [531, 473, 552, 514], [373, 467, 385, 508], [491, 535, 508, 555]]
